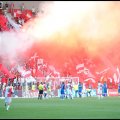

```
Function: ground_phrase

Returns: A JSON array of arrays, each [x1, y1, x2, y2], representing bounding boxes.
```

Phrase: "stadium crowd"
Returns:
[[0, 2, 120, 99], [0, 1, 38, 31]]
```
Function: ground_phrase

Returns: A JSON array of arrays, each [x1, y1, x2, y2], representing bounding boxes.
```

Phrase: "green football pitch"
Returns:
[[0, 97, 120, 119]]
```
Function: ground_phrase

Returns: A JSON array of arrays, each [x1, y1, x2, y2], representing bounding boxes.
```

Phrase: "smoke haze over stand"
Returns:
[[26, 1, 120, 71], [0, 30, 34, 67], [1, 1, 120, 74]]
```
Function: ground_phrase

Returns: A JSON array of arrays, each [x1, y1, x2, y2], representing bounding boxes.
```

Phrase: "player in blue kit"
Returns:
[[118, 83, 120, 96], [78, 82, 83, 98], [102, 81, 107, 97], [60, 82, 65, 100]]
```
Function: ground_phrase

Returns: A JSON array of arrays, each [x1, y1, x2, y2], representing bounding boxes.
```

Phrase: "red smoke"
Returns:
[[21, 1, 120, 76]]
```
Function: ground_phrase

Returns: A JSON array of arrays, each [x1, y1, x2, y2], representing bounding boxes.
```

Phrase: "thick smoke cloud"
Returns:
[[1, 1, 120, 73], [0, 30, 34, 66], [26, 1, 120, 71]]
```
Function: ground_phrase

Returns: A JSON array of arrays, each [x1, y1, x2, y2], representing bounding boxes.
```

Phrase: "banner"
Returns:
[[108, 89, 118, 96]]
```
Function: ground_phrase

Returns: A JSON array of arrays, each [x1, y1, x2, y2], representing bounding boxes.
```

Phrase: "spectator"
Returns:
[[73, 82, 78, 97], [10, 3, 14, 15], [21, 3, 25, 11], [32, 82, 36, 91], [0, 25, 2, 31], [47, 83, 52, 98], [21, 18, 24, 26], [32, 6, 36, 16], [0, 2, 3, 10], [4, 2, 9, 10]]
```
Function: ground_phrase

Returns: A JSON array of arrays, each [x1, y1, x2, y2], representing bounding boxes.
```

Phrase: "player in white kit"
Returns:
[[97, 81, 103, 99], [4, 83, 14, 111]]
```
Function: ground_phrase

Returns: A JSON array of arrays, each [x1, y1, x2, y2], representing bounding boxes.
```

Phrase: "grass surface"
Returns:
[[0, 97, 120, 119]]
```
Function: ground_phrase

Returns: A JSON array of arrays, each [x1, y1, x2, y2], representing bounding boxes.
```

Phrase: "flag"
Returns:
[[76, 63, 84, 74], [116, 67, 120, 83], [17, 65, 31, 78], [11, 3, 14, 7], [37, 58, 43, 65], [29, 53, 39, 69], [17, 10, 22, 14], [84, 78, 95, 83], [53, 71, 60, 77], [76, 63, 84, 70], [0, 64, 14, 79], [113, 67, 120, 84], [35, 69, 44, 77], [26, 13, 31, 18], [113, 73, 118, 84], [23, 70, 31, 78], [84, 67, 95, 79], [30, 53, 39, 62], [1, 77, 8, 84], [48, 65, 60, 77]]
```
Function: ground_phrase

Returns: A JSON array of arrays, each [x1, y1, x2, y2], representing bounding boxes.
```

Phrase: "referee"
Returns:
[[38, 82, 44, 100]]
